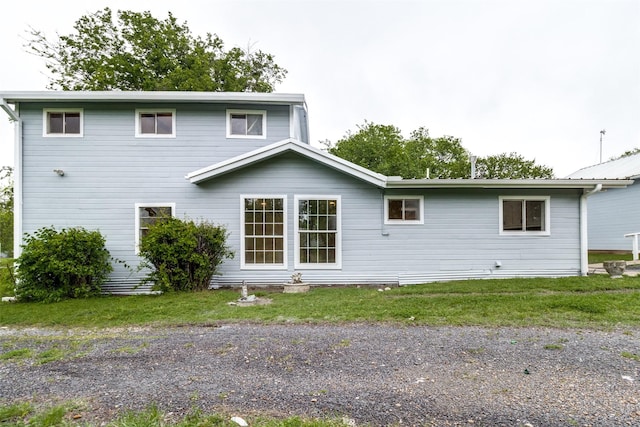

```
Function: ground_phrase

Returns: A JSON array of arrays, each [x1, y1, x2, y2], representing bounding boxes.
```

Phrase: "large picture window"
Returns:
[[134, 203, 175, 253], [43, 109, 83, 137], [499, 196, 550, 235], [227, 109, 266, 139], [242, 196, 286, 269], [135, 109, 176, 137], [295, 196, 341, 269], [384, 195, 424, 224]]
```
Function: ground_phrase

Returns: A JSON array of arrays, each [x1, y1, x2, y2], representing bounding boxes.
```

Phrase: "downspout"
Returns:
[[0, 99, 21, 258], [580, 184, 602, 275]]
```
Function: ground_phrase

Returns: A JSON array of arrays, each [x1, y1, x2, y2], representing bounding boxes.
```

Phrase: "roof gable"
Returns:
[[186, 138, 388, 187]]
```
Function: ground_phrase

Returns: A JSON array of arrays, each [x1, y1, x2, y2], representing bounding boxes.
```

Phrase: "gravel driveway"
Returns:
[[1, 324, 639, 426]]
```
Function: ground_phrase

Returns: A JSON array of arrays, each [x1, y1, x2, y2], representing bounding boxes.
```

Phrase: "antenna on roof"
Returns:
[[599, 129, 606, 163]]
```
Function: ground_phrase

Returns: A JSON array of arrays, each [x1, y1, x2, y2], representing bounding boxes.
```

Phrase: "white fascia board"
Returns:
[[0, 91, 306, 105], [385, 177, 634, 190], [186, 138, 387, 187]]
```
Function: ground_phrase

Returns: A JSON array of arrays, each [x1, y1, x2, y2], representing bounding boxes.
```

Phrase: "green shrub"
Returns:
[[15, 226, 112, 302], [138, 218, 233, 292], [0, 258, 15, 296]]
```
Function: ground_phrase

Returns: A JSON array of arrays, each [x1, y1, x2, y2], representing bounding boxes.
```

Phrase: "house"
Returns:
[[566, 153, 640, 253], [0, 91, 632, 293]]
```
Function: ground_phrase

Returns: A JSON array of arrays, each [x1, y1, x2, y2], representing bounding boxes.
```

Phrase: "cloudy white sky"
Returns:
[[0, 0, 638, 177]]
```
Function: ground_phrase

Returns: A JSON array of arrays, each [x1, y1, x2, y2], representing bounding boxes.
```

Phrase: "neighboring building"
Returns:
[[0, 91, 631, 293], [566, 154, 640, 252]]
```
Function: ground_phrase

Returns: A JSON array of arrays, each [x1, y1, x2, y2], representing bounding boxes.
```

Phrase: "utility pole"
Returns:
[[599, 129, 606, 163]]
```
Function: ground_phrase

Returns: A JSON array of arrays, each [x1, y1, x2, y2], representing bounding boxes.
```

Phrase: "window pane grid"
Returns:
[[139, 206, 172, 239], [244, 197, 284, 265], [298, 199, 337, 264]]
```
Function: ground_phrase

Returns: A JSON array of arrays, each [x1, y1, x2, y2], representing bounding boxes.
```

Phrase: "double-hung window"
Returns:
[[135, 109, 176, 137], [384, 196, 424, 224], [499, 196, 550, 235], [43, 109, 83, 137], [242, 196, 286, 268], [227, 109, 266, 139], [295, 196, 341, 269], [134, 203, 175, 253]]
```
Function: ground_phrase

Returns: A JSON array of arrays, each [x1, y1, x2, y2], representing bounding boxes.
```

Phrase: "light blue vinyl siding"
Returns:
[[190, 154, 582, 286], [586, 182, 640, 251], [19, 102, 294, 288], [18, 101, 583, 289]]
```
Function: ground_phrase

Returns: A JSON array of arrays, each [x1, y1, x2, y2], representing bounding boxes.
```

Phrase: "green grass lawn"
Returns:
[[588, 252, 634, 264], [2, 274, 639, 426], [1, 275, 639, 330]]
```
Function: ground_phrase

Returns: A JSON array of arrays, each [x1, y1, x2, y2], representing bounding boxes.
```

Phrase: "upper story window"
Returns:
[[135, 109, 176, 137], [43, 109, 83, 137], [499, 196, 550, 236], [227, 109, 266, 139], [384, 196, 424, 224]]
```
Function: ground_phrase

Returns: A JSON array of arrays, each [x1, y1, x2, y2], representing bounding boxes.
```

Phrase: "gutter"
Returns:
[[1, 99, 19, 121], [0, 98, 21, 258], [580, 184, 602, 275]]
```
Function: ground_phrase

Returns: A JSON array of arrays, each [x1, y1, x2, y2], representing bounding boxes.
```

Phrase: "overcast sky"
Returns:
[[1, 0, 638, 177]]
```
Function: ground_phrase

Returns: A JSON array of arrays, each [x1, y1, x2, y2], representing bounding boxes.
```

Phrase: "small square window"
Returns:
[[43, 109, 83, 137], [227, 110, 266, 139], [499, 196, 550, 235], [135, 110, 176, 137], [384, 196, 424, 224]]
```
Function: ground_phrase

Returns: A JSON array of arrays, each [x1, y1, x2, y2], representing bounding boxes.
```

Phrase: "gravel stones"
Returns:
[[1, 324, 639, 426]]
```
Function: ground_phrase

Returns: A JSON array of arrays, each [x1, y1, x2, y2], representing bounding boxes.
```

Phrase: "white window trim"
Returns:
[[294, 195, 342, 270], [384, 195, 424, 225], [42, 108, 84, 137], [135, 109, 176, 138], [134, 202, 176, 254], [226, 109, 267, 139], [498, 196, 551, 236], [240, 194, 288, 270]]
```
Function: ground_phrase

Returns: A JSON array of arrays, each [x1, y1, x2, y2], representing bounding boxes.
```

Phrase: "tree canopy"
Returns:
[[328, 122, 554, 179], [611, 147, 640, 161], [26, 8, 287, 92]]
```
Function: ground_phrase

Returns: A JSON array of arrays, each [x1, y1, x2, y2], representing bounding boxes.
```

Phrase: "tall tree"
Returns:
[[328, 122, 472, 179], [404, 128, 471, 179], [610, 147, 640, 160], [328, 121, 554, 179], [475, 153, 554, 179], [328, 122, 406, 177], [0, 166, 13, 257], [26, 8, 287, 92]]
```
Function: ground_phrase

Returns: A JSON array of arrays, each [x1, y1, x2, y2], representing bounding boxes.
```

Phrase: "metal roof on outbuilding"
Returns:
[[565, 153, 640, 180]]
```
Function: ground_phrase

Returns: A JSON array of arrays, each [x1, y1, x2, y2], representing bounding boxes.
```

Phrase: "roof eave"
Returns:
[[385, 178, 634, 190], [0, 91, 306, 105]]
